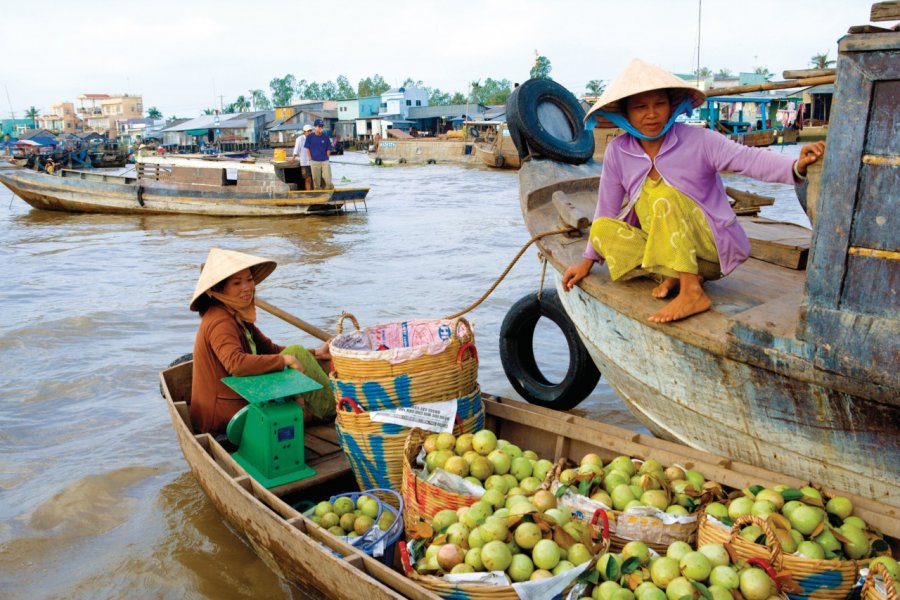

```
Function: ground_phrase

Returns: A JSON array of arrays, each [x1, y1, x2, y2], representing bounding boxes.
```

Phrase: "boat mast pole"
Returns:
[[696, 0, 702, 86]]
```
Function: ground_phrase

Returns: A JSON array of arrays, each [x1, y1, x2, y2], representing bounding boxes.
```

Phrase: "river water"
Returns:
[[0, 146, 806, 599]]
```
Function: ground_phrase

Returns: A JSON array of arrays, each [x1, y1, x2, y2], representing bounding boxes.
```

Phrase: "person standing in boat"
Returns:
[[305, 119, 333, 189], [189, 248, 333, 435], [562, 58, 825, 323], [290, 123, 313, 190]]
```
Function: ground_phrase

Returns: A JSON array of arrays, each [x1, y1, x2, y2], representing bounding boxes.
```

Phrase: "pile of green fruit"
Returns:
[[421, 429, 555, 495], [412, 487, 603, 583], [555, 454, 723, 515], [703, 485, 890, 561], [310, 494, 396, 538], [577, 540, 783, 600]]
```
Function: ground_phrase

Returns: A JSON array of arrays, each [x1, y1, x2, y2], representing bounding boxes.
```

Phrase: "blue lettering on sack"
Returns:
[[438, 324, 451, 341], [401, 322, 409, 347], [338, 428, 390, 488], [359, 375, 413, 410], [334, 380, 359, 403]]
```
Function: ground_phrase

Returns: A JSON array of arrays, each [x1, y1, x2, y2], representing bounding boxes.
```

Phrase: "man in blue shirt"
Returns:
[[305, 119, 332, 189]]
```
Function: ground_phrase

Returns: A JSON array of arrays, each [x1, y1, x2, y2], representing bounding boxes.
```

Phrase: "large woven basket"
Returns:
[[698, 513, 861, 600], [542, 459, 697, 553], [330, 313, 474, 379], [337, 389, 484, 492], [330, 342, 479, 411], [863, 562, 898, 600]]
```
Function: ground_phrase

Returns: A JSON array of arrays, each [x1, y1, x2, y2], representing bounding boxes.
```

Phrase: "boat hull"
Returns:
[[0, 169, 367, 216], [556, 281, 899, 508], [473, 142, 521, 169]]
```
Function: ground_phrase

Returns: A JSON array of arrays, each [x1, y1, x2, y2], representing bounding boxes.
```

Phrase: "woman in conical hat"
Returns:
[[562, 58, 825, 323], [189, 248, 333, 434]]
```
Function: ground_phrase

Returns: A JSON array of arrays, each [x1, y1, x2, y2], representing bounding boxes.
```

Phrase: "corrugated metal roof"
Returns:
[[408, 104, 487, 119]]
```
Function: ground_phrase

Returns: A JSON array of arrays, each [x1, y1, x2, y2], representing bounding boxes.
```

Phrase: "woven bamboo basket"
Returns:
[[330, 342, 479, 411], [863, 561, 898, 600], [330, 313, 474, 379], [698, 513, 861, 600], [541, 459, 697, 553], [336, 389, 484, 492]]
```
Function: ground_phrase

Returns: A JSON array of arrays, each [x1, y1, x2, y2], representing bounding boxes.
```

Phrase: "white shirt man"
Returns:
[[291, 124, 313, 190]]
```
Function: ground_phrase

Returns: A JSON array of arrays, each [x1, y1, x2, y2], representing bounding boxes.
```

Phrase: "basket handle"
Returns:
[[336, 312, 360, 334], [590, 508, 611, 542], [745, 557, 782, 592], [398, 540, 413, 575], [864, 561, 898, 600], [454, 316, 474, 344], [456, 342, 478, 364], [729, 514, 783, 568], [339, 397, 364, 414]]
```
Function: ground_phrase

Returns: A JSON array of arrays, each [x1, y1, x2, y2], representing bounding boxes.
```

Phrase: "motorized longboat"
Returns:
[[159, 357, 899, 598], [502, 27, 899, 510], [0, 154, 369, 216], [473, 123, 522, 169]]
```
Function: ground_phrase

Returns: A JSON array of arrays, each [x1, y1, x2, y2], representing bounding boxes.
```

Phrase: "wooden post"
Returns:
[[706, 76, 835, 98]]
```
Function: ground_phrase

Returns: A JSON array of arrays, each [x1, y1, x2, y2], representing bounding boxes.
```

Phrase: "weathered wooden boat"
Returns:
[[473, 123, 521, 169], [0, 155, 369, 216], [503, 27, 899, 510], [160, 357, 898, 598]]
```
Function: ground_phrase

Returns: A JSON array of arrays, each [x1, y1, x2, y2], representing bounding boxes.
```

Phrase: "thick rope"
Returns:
[[444, 227, 574, 320]]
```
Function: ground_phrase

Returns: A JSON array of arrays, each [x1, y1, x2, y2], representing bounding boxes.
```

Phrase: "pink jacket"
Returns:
[[584, 123, 798, 275]]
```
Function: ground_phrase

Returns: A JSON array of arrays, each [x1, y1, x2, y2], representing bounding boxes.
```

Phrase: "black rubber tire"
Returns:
[[427, 159, 436, 164], [159, 353, 193, 397], [374, 157, 383, 165], [398, 158, 406, 164], [505, 86, 530, 160], [495, 155, 505, 168], [499, 290, 600, 410], [506, 78, 594, 165], [468, 126, 479, 139]]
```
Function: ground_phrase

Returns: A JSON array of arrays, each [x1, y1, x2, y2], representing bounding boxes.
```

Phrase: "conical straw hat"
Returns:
[[585, 58, 707, 124], [189, 248, 276, 311]]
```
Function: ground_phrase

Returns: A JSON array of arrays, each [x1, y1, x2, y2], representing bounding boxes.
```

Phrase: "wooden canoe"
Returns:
[[0, 162, 368, 217], [160, 360, 898, 598], [473, 124, 522, 169]]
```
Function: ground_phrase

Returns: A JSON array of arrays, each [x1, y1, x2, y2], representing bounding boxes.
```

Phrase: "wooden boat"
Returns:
[[0, 155, 369, 216], [473, 123, 521, 169], [508, 28, 899, 509], [160, 359, 898, 598]]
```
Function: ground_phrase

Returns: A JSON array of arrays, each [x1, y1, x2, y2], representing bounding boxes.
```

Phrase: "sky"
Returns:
[[2, 0, 870, 119]]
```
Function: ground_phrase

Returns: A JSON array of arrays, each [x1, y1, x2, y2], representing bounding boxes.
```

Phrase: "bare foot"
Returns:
[[648, 287, 711, 323], [652, 277, 679, 299]]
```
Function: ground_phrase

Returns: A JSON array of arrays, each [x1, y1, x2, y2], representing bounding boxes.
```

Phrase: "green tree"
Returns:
[[585, 80, 605, 96], [320, 81, 338, 100], [249, 89, 271, 110], [202, 108, 214, 115], [336, 75, 356, 99], [304, 82, 323, 99], [428, 88, 453, 105], [693, 66, 713, 78], [24, 106, 39, 128], [147, 106, 162, 118], [810, 52, 835, 69], [269, 74, 297, 106], [232, 95, 249, 112], [450, 92, 466, 104], [530, 51, 552, 79], [753, 66, 773, 80], [470, 78, 513, 105], [716, 68, 733, 78], [358, 74, 390, 97], [295, 79, 308, 99], [402, 77, 424, 88]]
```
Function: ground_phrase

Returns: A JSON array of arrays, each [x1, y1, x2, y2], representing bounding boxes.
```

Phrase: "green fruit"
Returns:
[[870, 556, 900, 580], [709, 565, 739, 589], [707, 585, 734, 600], [598, 580, 623, 600], [740, 525, 764, 544], [508, 553, 535, 582], [739, 567, 772, 600], [698, 543, 730, 568], [623, 541, 652, 566], [825, 496, 853, 520], [728, 496, 754, 519], [313, 501, 333, 517], [796, 540, 825, 559], [704, 502, 729, 520], [650, 556, 680, 588], [839, 523, 870, 559], [666, 541, 692, 561], [679, 551, 712, 581], [481, 540, 512, 571], [666, 577, 698, 600], [789, 505, 824, 536], [532, 539, 562, 570]]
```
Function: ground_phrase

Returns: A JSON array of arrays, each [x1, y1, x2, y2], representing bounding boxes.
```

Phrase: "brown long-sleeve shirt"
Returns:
[[190, 305, 285, 434]]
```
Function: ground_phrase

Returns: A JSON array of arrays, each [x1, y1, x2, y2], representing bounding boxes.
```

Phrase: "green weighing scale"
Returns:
[[222, 369, 321, 488]]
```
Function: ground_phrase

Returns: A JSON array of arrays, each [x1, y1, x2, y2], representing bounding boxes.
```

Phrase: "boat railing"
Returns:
[[136, 162, 171, 181], [59, 169, 138, 184]]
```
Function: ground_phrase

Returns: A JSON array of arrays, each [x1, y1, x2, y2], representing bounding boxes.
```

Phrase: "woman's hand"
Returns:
[[282, 354, 306, 373], [562, 259, 594, 292], [795, 141, 826, 176]]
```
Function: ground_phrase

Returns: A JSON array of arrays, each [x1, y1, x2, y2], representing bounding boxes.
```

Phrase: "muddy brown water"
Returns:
[[0, 147, 807, 598]]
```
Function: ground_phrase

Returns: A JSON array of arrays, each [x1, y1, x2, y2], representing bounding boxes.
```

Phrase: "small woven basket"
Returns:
[[330, 342, 479, 411], [337, 389, 484, 492], [699, 513, 861, 600], [863, 561, 898, 600], [330, 313, 474, 379]]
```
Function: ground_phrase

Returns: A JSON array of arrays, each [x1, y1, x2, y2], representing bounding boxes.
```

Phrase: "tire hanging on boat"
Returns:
[[505, 78, 594, 165], [495, 155, 505, 168], [499, 289, 600, 410]]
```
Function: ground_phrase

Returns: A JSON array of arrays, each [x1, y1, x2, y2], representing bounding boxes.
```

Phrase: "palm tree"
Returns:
[[716, 68, 733, 79], [147, 106, 162, 119], [24, 106, 39, 128], [810, 52, 835, 69], [232, 95, 249, 112], [693, 67, 713, 78], [753, 66, 773, 80], [249, 89, 271, 111], [202, 108, 214, 115], [585, 80, 605, 96]]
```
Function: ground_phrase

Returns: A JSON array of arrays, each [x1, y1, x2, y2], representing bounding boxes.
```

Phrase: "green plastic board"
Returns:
[[222, 369, 323, 405]]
